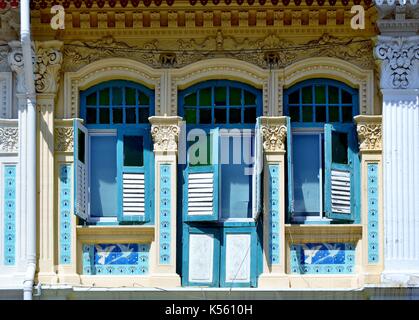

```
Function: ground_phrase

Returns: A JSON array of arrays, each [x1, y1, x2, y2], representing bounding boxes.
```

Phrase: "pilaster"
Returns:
[[149, 116, 182, 287]]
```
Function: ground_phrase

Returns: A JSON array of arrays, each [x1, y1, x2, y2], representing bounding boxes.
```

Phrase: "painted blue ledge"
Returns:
[[269, 164, 280, 266], [3, 165, 16, 265], [159, 164, 171, 264], [367, 163, 379, 264], [60, 164, 72, 264]]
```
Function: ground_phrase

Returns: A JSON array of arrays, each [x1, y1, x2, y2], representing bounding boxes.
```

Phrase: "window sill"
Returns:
[[76, 225, 155, 243], [285, 224, 362, 242]]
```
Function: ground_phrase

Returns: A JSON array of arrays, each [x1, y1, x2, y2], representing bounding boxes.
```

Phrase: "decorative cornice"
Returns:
[[260, 124, 287, 152], [354, 115, 382, 152], [54, 127, 74, 152], [34, 41, 64, 94], [149, 116, 182, 152], [375, 36, 419, 89], [0, 125, 18, 153]]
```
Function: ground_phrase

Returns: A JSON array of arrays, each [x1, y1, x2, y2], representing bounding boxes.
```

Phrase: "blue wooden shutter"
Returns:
[[286, 116, 294, 222], [73, 119, 89, 221], [252, 118, 263, 220], [184, 128, 220, 222], [324, 123, 356, 222], [117, 128, 152, 223]]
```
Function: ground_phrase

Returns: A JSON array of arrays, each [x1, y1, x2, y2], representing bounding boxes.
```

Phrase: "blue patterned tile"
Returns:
[[4, 165, 16, 265], [269, 164, 280, 265], [367, 163, 379, 264], [159, 164, 171, 264], [59, 164, 72, 264]]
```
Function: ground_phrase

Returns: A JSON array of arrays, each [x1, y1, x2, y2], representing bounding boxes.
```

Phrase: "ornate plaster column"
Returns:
[[257, 116, 288, 288], [354, 115, 383, 285], [375, 4, 419, 285], [149, 116, 182, 287], [34, 41, 63, 284]]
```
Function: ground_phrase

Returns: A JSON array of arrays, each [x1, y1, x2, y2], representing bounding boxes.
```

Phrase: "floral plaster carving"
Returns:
[[151, 124, 180, 152], [8, 41, 28, 94], [55, 127, 74, 152], [357, 123, 382, 151], [0, 127, 18, 153], [34, 42, 63, 94], [260, 125, 287, 152]]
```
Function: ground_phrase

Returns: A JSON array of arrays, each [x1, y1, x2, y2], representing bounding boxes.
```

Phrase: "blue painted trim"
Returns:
[[82, 243, 150, 275], [182, 226, 220, 287], [59, 164, 72, 264], [290, 242, 355, 274], [367, 163, 379, 263], [219, 226, 258, 288], [286, 116, 294, 222], [3, 165, 16, 265], [159, 164, 171, 264], [268, 164, 280, 266]]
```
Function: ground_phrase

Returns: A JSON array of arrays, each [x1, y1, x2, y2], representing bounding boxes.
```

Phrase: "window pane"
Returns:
[[328, 86, 339, 104], [86, 92, 97, 106], [342, 107, 353, 123], [138, 108, 149, 123], [199, 88, 212, 106], [244, 90, 256, 105], [124, 135, 144, 167], [78, 129, 85, 164], [315, 86, 326, 104], [125, 108, 136, 124], [112, 87, 122, 105], [138, 91, 150, 105], [99, 88, 110, 105], [86, 108, 97, 124], [289, 106, 300, 122], [113, 108, 123, 124], [293, 134, 321, 214], [302, 86, 312, 104], [288, 90, 299, 104], [329, 106, 340, 122], [332, 131, 348, 164], [184, 93, 197, 106], [342, 90, 352, 104], [199, 108, 212, 124], [214, 108, 227, 124], [315, 106, 326, 122], [229, 108, 241, 123], [99, 108, 110, 124], [188, 133, 211, 166], [302, 106, 313, 122], [184, 108, 197, 124], [215, 87, 227, 106], [90, 135, 117, 217], [229, 87, 241, 105], [244, 107, 256, 124], [125, 87, 136, 105]]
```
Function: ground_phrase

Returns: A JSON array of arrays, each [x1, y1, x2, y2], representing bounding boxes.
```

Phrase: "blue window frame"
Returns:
[[77, 80, 155, 225], [284, 79, 360, 224]]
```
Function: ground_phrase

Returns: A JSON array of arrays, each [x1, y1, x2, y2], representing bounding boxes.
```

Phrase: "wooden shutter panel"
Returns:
[[286, 116, 294, 222], [324, 124, 356, 222], [252, 118, 263, 220], [73, 119, 89, 221]]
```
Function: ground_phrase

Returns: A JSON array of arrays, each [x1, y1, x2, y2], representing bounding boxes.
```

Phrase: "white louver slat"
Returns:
[[187, 172, 214, 216], [123, 173, 145, 216], [331, 169, 351, 214]]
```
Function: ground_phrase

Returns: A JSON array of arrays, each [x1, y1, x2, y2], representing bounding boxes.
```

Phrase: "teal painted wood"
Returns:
[[3, 165, 16, 265], [286, 116, 294, 222], [269, 164, 280, 265], [290, 243, 355, 274], [82, 243, 150, 275], [367, 163, 379, 263], [159, 164, 171, 264], [59, 164, 72, 264]]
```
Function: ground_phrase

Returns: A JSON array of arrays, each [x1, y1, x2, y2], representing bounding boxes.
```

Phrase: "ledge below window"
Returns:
[[285, 224, 362, 242], [76, 225, 155, 243]]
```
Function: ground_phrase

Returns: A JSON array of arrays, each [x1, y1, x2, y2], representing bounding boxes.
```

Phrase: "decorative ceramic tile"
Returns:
[[59, 164, 72, 264], [3, 165, 16, 265], [269, 164, 280, 265], [159, 164, 171, 264], [367, 163, 379, 263]]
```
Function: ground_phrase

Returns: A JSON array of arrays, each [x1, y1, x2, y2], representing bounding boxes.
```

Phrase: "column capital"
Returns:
[[149, 116, 183, 153], [354, 115, 383, 153], [7, 40, 29, 94], [259, 116, 287, 153], [34, 40, 63, 94]]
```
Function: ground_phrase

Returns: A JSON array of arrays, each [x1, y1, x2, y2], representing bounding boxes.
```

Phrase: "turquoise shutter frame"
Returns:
[[252, 118, 263, 220], [184, 128, 220, 222], [324, 123, 357, 222], [73, 119, 89, 222], [286, 116, 294, 222], [117, 128, 153, 223]]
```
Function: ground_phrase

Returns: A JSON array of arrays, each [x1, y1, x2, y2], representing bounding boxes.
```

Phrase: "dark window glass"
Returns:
[[138, 92, 150, 105], [99, 88, 110, 105], [229, 87, 241, 105], [184, 93, 197, 106], [199, 88, 212, 106], [125, 87, 136, 105], [289, 107, 300, 122], [229, 108, 241, 123], [138, 108, 149, 123], [342, 107, 353, 123], [113, 108, 123, 124], [329, 106, 340, 122], [315, 86, 326, 104], [99, 108, 110, 124], [123, 136, 143, 167], [315, 106, 326, 122], [302, 106, 313, 122], [244, 107, 256, 124], [86, 93, 97, 106], [184, 108, 196, 124], [199, 108, 212, 124], [332, 131, 348, 164], [328, 86, 339, 104], [189, 133, 211, 166], [342, 90, 352, 104], [302, 86, 312, 104], [244, 91, 256, 105], [78, 129, 85, 164], [215, 87, 227, 106], [126, 108, 136, 124], [112, 87, 122, 105], [86, 108, 97, 124], [214, 108, 227, 124], [289, 91, 299, 104]]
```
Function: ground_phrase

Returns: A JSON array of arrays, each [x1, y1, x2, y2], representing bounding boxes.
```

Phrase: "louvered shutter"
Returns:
[[117, 128, 152, 223], [324, 124, 356, 222], [184, 128, 220, 222], [252, 118, 263, 220], [286, 116, 294, 222], [73, 119, 89, 221]]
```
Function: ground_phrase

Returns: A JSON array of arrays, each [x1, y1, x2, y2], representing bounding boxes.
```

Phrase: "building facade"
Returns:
[[0, 0, 418, 299]]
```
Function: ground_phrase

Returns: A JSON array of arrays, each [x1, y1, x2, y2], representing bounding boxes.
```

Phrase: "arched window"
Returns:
[[284, 79, 360, 224]]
